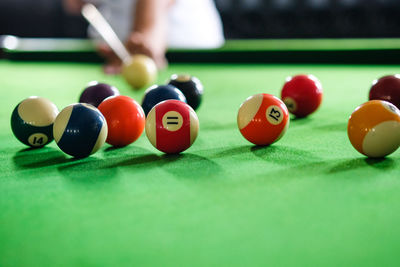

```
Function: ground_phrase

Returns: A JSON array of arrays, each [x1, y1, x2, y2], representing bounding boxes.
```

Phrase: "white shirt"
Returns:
[[89, 0, 225, 49]]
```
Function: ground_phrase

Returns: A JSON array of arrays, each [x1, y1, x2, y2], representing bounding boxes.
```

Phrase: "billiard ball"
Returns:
[[237, 93, 289, 146], [79, 81, 120, 107], [369, 74, 400, 109], [141, 84, 187, 116], [281, 74, 323, 117], [98, 95, 145, 147], [145, 99, 199, 154], [11, 96, 59, 148], [122, 54, 157, 90], [53, 103, 108, 158], [167, 74, 203, 110], [347, 100, 400, 158]]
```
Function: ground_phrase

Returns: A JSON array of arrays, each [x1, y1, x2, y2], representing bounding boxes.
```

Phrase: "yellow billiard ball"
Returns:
[[122, 54, 157, 90], [347, 100, 400, 158]]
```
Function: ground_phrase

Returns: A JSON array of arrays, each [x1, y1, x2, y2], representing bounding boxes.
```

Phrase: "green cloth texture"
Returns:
[[1, 61, 400, 266]]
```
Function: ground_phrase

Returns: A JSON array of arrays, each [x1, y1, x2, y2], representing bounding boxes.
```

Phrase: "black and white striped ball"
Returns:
[[53, 103, 108, 158], [11, 96, 59, 148]]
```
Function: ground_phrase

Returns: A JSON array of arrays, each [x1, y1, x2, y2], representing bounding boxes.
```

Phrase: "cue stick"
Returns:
[[81, 3, 131, 64]]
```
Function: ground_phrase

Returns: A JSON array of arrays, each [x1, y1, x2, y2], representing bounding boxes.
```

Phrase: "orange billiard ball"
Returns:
[[347, 100, 400, 158], [145, 100, 199, 154], [237, 93, 290, 146], [281, 74, 323, 118], [98, 95, 145, 147]]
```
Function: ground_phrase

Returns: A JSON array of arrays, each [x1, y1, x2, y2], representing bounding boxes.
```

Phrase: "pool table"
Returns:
[[1, 39, 400, 266]]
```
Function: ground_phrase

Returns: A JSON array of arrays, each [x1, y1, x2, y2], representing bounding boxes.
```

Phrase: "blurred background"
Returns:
[[1, 0, 400, 39]]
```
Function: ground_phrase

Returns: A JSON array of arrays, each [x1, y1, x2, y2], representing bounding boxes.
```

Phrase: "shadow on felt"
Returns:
[[328, 157, 396, 174], [12, 146, 67, 170], [57, 157, 118, 182], [158, 153, 223, 179]]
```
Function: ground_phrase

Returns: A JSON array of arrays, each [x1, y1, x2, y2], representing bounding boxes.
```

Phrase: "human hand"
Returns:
[[125, 32, 167, 69], [98, 31, 167, 74], [62, 0, 85, 14]]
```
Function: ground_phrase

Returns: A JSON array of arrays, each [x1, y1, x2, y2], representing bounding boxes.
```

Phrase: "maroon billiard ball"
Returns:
[[281, 74, 323, 117], [79, 81, 120, 107], [369, 74, 400, 109], [145, 100, 199, 154]]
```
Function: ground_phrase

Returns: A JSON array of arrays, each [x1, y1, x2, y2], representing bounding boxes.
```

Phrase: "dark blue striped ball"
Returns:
[[53, 103, 108, 158]]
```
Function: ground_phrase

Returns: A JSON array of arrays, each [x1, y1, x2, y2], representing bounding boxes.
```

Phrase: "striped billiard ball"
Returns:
[[347, 100, 400, 158], [145, 100, 199, 154], [141, 84, 186, 116], [53, 103, 108, 158], [11, 96, 59, 148], [281, 74, 323, 117], [238, 93, 290, 146], [79, 81, 120, 107], [98, 95, 145, 147]]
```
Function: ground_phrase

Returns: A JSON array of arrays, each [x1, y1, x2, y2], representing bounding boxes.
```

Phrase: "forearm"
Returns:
[[133, 0, 174, 34]]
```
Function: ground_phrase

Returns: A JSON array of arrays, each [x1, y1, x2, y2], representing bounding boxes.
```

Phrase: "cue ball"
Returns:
[[53, 103, 108, 158], [167, 74, 203, 110], [238, 93, 290, 146], [122, 54, 157, 90], [141, 84, 187, 116], [98, 95, 145, 147], [347, 100, 400, 158], [369, 74, 400, 109], [281, 74, 323, 117], [145, 99, 199, 154], [79, 81, 120, 107], [11, 96, 59, 147]]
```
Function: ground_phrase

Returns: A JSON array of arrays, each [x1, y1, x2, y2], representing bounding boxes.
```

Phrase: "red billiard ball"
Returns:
[[348, 100, 400, 158], [281, 74, 323, 117], [369, 74, 400, 109], [98, 95, 145, 147], [145, 100, 199, 154], [237, 93, 289, 146]]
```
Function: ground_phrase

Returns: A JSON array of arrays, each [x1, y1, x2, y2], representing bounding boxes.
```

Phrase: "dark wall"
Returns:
[[0, 0, 87, 38], [1, 0, 400, 39], [215, 0, 400, 39]]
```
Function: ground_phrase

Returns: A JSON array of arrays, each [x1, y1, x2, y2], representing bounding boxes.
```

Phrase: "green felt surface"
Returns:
[[1, 60, 400, 266]]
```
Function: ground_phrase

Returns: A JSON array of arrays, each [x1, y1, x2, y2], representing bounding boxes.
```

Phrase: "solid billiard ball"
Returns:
[[347, 100, 400, 158], [281, 74, 323, 117], [237, 93, 289, 146], [11, 96, 59, 148], [98, 95, 145, 147], [122, 54, 157, 90], [369, 74, 400, 109], [53, 103, 108, 158], [141, 84, 187, 115], [79, 81, 120, 107], [145, 99, 199, 154], [167, 74, 203, 110]]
